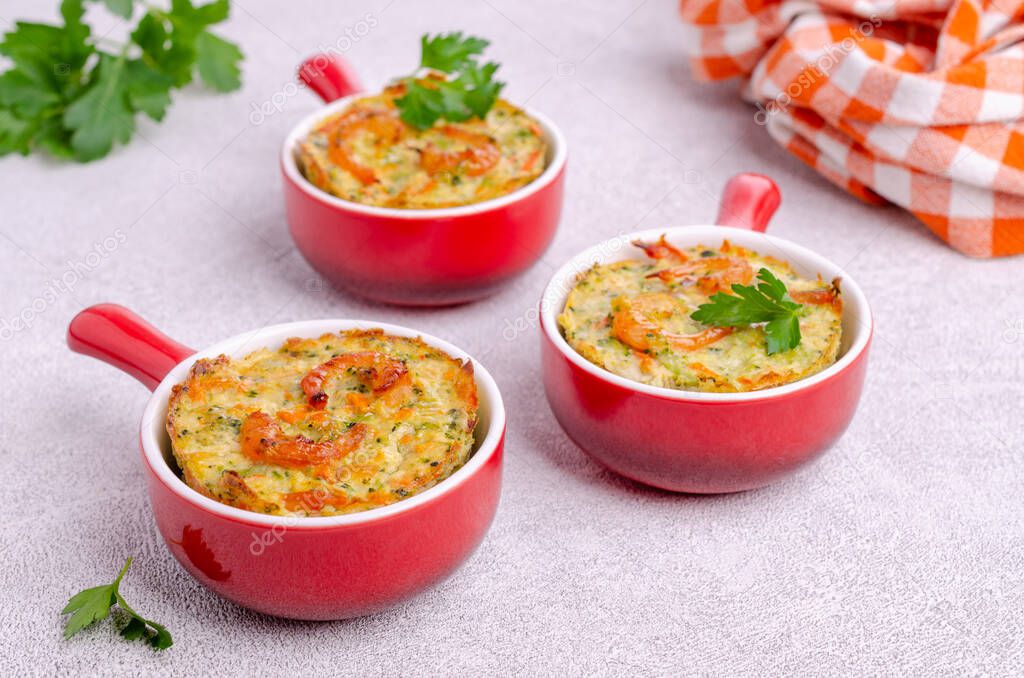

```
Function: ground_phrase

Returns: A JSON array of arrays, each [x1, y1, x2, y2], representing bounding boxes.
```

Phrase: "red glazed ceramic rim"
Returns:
[[540, 225, 873, 402], [280, 95, 568, 218], [139, 320, 505, 529]]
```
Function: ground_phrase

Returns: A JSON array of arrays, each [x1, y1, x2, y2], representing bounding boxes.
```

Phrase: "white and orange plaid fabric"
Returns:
[[679, 0, 1024, 257]]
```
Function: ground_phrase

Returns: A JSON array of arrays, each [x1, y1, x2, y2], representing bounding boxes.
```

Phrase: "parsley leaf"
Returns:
[[62, 582, 117, 640], [130, 12, 197, 88], [0, 0, 242, 161], [395, 32, 505, 130], [0, 109, 37, 155], [63, 54, 135, 161], [435, 80, 473, 122], [124, 59, 174, 121], [0, 10, 93, 93], [173, 0, 231, 26], [195, 30, 243, 92], [100, 0, 134, 19], [690, 268, 804, 354], [420, 32, 488, 72], [457, 61, 504, 118], [0, 69, 62, 118], [764, 313, 802, 356], [62, 557, 173, 651], [395, 81, 445, 129], [114, 592, 174, 650]]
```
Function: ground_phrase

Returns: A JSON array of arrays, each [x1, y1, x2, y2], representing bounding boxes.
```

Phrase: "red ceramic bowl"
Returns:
[[67, 304, 505, 620], [539, 174, 872, 493], [281, 54, 568, 306]]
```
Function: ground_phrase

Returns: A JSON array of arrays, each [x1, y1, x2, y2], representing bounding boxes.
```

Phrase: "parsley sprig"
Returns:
[[394, 32, 505, 130], [62, 557, 173, 651], [690, 268, 804, 354], [0, 0, 243, 162]]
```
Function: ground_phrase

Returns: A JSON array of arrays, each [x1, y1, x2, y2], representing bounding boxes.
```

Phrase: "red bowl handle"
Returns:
[[67, 304, 195, 392], [715, 173, 781, 233], [298, 53, 364, 103]]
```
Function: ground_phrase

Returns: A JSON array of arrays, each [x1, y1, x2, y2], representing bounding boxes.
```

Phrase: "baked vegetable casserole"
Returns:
[[558, 238, 843, 392], [166, 329, 478, 516], [296, 78, 547, 209]]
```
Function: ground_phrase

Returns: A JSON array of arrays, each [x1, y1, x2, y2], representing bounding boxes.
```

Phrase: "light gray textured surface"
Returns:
[[1, 1, 1022, 675]]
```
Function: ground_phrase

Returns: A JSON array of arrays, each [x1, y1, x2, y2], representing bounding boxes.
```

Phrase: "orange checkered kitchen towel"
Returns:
[[679, 0, 1024, 257]]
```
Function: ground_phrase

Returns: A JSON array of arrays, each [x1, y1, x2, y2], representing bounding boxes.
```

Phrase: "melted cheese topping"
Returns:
[[296, 79, 547, 209], [558, 239, 843, 392], [166, 330, 478, 517]]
